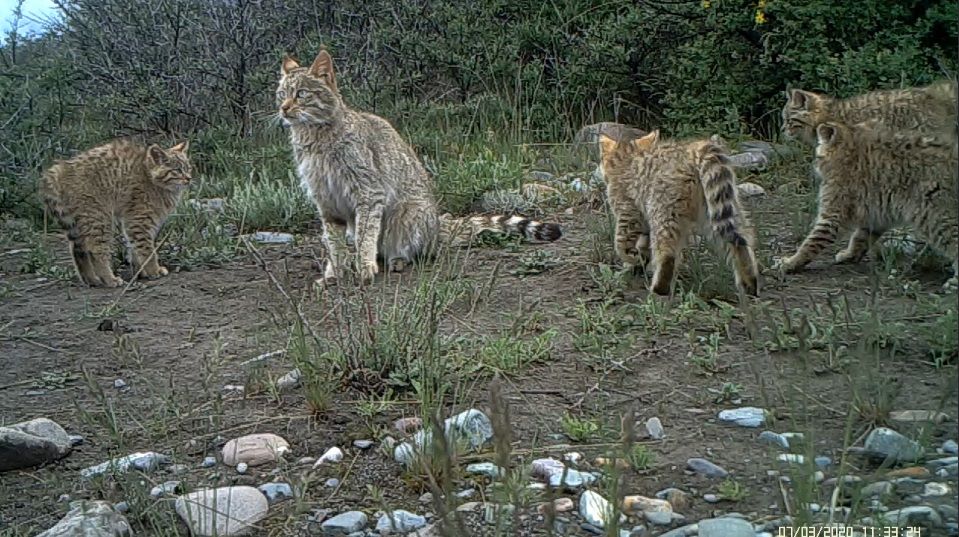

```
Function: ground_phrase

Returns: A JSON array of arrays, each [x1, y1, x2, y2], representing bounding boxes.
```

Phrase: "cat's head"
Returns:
[[147, 141, 192, 188], [597, 130, 659, 178], [277, 49, 342, 127], [782, 89, 832, 145]]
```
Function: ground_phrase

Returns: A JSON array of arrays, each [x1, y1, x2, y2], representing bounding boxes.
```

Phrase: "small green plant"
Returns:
[[718, 478, 748, 501], [625, 444, 655, 471], [711, 382, 743, 404], [19, 235, 73, 281], [470, 330, 555, 375], [688, 332, 723, 374], [512, 249, 561, 276], [561, 412, 602, 443], [588, 263, 627, 297]]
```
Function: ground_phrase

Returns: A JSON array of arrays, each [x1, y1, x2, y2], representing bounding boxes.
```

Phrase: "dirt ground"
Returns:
[[1, 193, 957, 536]]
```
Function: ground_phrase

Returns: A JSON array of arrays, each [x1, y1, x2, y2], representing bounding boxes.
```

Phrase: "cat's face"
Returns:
[[277, 50, 340, 127], [148, 142, 192, 188], [782, 89, 830, 145]]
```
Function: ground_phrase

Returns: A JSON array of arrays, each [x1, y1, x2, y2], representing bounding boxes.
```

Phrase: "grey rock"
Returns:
[[877, 505, 943, 528], [353, 439, 374, 450], [168, 463, 189, 475], [814, 456, 832, 468], [455, 488, 475, 499], [579, 490, 625, 528], [863, 427, 923, 463], [629, 525, 647, 537], [466, 462, 504, 478], [861, 481, 894, 497], [777, 454, 805, 464], [81, 452, 170, 479], [37, 500, 132, 537], [928, 456, 959, 469], [394, 409, 493, 467], [548, 468, 597, 489], [236, 462, 248, 474], [150, 480, 182, 498], [645, 417, 665, 440], [717, 407, 765, 428], [758, 431, 789, 450], [923, 482, 950, 497], [113, 502, 129, 513], [201, 456, 217, 468], [113, 379, 127, 390], [258, 482, 293, 504], [703, 494, 720, 503], [249, 231, 294, 244], [175, 486, 269, 536], [321, 511, 369, 535], [376, 510, 427, 534], [0, 417, 73, 471], [418, 492, 433, 504], [658, 523, 698, 537], [944, 440, 958, 456], [69, 435, 85, 446], [644, 511, 672, 526], [324, 478, 340, 488], [686, 458, 729, 478], [580, 523, 603, 535], [276, 368, 302, 391], [697, 517, 754, 537]]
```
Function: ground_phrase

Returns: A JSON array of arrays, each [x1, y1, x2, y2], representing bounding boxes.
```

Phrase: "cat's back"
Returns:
[[837, 81, 956, 131], [41, 140, 147, 207]]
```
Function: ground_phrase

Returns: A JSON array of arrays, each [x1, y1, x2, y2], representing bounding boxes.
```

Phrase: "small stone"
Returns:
[[686, 458, 729, 478], [717, 407, 766, 428], [81, 452, 170, 479], [881, 505, 943, 527], [320, 511, 368, 535], [629, 525, 648, 537], [735, 181, 767, 197], [455, 488, 475, 499], [758, 431, 790, 450], [324, 478, 340, 488], [943, 440, 958, 455], [222, 384, 245, 394], [622, 496, 672, 514], [249, 231, 294, 244], [258, 482, 293, 504], [37, 500, 132, 537], [863, 427, 922, 463], [889, 410, 949, 424], [175, 486, 268, 536], [221, 434, 290, 467], [57, 494, 70, 503], [394, 417, 423, 435], [538, 497, 575, 514], [376, 510, 427, 534], [923, 482, 951, 497], [644, 511, 673, 526], [68, 435, 85, 447], [862, 481, 894, 497], [168, 463, 189, 475], [580, 490, 625, 528], [645, 417, 665, 439], [531, 458, 566, 479], [0, 417, 74, 471], [814, 456, 832, 468], [113, 379, 127, 390], [697, 517, 754, 537], [276, 368, 302, 391], [548, 468, 597, 489], [465, 462, 503, 478], [655, 488, 690, 511], [313, 447, 344, 468], [201, 456, 216, 468], [703, 494, 720, 503], [777, 454, 805, 465], [297, 457, 316, 466], [352, 440, 374, 450], [150, 480, 182, 498], [236, 462, 248, 474], [418, 492, 433, 504], [927, 456, 959, 469], [113, 501, 129, 513], [563, 452, 583, 464]]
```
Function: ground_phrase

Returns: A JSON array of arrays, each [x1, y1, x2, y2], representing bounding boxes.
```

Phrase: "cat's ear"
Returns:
[[147, 144, 167, 165], [309, 48, 337, 92], [633, 129, 659, 150], [597, 134, 618, 158], [170, 141, 189, 154], [789, 89, 819, 110], [281, 55, 300, 75], [816, 123, 839, 145]]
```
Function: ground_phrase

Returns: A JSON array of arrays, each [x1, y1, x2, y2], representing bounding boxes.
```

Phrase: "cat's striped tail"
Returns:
[[697, 142, 748, 246], [440, 213, 563, 245]]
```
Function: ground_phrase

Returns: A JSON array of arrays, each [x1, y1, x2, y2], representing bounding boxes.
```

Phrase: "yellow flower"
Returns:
[[754, 10, 766, 24], [701, 0, 711, 8]]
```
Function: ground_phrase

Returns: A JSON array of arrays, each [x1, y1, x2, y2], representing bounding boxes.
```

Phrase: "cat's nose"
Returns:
[[280, 98, 295, 113]]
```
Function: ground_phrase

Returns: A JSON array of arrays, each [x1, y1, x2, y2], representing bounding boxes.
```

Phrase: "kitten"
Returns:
[[277, 49, 561, 283], [775, 120, 958, 288], [781, 79, 957, 145], [40, 140, 191, 287], [598, 130, 759, 296]]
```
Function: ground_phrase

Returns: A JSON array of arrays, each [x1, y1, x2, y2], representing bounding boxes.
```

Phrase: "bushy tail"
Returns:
[[440, 213, 563, 245], [697, 142, 748, 246], [40, 168, 77, 237]]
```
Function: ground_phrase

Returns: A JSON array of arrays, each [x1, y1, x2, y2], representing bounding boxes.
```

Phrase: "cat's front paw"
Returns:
[[772, 255, 802, 274], [139, 266, 169, 279], [357, 259, 379, 282], [834, 250, 864, 264]]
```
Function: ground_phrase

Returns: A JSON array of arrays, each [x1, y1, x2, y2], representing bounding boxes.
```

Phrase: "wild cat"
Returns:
[[598, 130, 759, 296], [276, 49, 562, 283], [775, 120, 958, 288], [781, 79, 957, 145], [40, 140, 192, 287]]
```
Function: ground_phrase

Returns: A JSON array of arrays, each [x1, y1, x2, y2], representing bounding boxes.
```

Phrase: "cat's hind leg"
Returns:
[[380, 202, 440, 273]]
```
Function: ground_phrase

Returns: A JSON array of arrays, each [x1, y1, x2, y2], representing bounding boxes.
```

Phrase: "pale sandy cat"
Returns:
[[775, 120, 958, 288], [277, 49, 561, 283], [598, 131, 759, 296], [781, 79, 957, 145], [40, 140, 191, 287]]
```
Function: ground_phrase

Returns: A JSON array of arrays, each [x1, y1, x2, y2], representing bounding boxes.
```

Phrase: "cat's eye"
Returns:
[[277, 90, 287, 99], [296, 89, 311, 99]]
